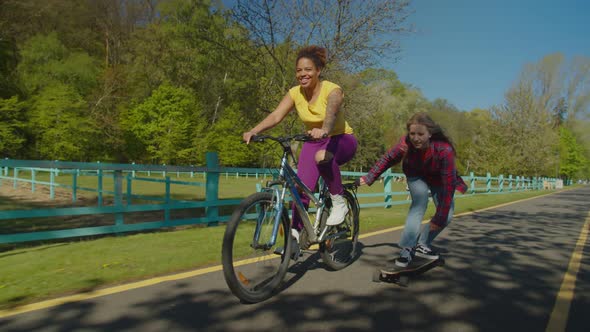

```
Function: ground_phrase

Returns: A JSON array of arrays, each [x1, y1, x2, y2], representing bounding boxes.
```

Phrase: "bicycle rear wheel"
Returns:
[[320, 189, 360, 270], [222, 192, 292, 303]]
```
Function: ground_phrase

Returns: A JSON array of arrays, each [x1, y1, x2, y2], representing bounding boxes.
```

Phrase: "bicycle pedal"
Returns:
[[273, 246, 302, 260], [291, 250, 302, 261], [273, 246, 285, 255]]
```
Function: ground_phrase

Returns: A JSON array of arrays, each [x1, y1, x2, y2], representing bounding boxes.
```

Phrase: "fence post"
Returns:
[[508, 175, 513, 191], [49, 169, 55, 200], [206, 152, 220, 226], [486, 172, 491, 193], [126, 173, 133, 206], [499, 174, 504, 192], [72, 171, 77, 202], [114, 170, 124, 228], [165, 176, 171, 223], [97, 169, 103, 206], [470, 172, 475, 194], [13, 167, 18, 188], [31, 169, 36, 193], [383, 169, 392, 208]]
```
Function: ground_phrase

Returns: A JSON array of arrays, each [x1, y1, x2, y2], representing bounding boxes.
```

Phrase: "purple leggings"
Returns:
[[292, 134, 358, 231]]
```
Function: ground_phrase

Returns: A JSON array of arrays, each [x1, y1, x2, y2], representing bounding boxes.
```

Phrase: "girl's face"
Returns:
[[296, 57, 320, 88], [408, 124, 431, 150]]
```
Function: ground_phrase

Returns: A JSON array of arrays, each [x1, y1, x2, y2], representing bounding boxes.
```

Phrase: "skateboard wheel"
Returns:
[[398, 275, 409, 287]]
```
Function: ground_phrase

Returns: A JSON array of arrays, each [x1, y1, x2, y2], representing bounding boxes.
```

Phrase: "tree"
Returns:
[[228, 0, 413, 136], [492, 79, 558, 177], [231, 0, 412, 72], [558, 127, 587, 180], [122, 83, 203, 165], [552, 97, 567, 128], [0, 96, 27, 157], [523, 53, 590, 121], [17, 33, 99, 96], [0, 38, 19, 98], [29, 84, 98, 160], [203, 104, 261, 167]]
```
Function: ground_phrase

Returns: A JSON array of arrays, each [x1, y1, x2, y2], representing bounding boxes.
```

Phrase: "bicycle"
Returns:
[[221, 134, 360, 303]]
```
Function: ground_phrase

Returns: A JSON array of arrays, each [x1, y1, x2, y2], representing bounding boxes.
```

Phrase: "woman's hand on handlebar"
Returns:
[[243, 131, 257, 144], [308, 128, 328, 140]]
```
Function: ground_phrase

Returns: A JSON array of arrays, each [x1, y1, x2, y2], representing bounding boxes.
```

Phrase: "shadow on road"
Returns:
[[1, 188, 589, 332]]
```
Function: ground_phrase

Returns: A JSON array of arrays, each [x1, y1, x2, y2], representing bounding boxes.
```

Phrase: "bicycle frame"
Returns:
[[279, 153, 327, 243], [252, 135, 328, 249]]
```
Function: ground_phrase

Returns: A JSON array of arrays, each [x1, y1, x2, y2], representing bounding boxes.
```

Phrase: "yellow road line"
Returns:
[[0, 265, 223, 318], [545, 211, 589, 332], [0, 191, 562, 319]]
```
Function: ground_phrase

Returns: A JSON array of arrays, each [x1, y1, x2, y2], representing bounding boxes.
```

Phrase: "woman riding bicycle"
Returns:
[[243, 45, 357, 246]]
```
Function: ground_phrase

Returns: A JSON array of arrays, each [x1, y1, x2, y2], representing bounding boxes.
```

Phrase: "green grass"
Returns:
[[0, 185, 559, 310]]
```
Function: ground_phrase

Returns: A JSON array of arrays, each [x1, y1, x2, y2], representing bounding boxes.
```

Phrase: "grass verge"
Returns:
[[0, 189, 556, 310]]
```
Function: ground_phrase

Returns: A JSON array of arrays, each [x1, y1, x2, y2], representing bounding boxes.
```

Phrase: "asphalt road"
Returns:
[[1, 187, 589, 332]]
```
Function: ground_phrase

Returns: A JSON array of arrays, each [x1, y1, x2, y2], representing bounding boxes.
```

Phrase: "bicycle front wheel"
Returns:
[[320, 189, 360, 270], [222, 192, 292, 303]]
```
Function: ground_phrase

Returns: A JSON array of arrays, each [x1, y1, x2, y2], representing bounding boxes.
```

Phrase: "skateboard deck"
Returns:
[[372, 256, 445, 287]]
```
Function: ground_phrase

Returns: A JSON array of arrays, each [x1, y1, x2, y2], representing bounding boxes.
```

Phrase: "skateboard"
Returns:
[[372, 256, 445, 287]]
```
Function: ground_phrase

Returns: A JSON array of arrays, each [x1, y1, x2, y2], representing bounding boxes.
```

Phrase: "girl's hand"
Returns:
[[308, 128, 328, 139], [429, 222, 443, 231], [355, 177, 367, 187]]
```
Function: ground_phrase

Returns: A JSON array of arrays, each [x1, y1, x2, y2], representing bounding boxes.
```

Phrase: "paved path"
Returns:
[[1, 187, 589, 332]]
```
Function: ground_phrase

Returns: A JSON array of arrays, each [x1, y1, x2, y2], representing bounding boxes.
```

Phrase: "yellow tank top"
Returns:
[[288, 81, 354, 136]]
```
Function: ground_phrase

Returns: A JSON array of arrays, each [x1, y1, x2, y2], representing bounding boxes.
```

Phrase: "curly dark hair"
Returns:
[[296, 45, 327, 70]]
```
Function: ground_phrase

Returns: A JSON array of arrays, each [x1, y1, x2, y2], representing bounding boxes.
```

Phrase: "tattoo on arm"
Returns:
[[322, 89, 343, 134]]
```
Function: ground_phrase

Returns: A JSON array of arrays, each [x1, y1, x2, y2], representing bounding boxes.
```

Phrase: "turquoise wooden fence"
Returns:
[[0, 155, 556, 244]]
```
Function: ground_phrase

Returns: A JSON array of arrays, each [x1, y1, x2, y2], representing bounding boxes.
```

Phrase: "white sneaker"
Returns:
[[326, 194, 349, 226], [291, 228, 300, 243]]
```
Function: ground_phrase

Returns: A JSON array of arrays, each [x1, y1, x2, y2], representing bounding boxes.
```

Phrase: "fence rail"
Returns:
[[0, 155, 559, 244]]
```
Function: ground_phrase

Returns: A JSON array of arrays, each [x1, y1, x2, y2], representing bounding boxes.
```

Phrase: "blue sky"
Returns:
[[387, 0, 590, 111]]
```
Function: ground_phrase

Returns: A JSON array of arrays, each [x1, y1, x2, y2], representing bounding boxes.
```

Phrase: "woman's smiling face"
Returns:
[[408, 124, 431, 150], [295, 57, 320, 88]]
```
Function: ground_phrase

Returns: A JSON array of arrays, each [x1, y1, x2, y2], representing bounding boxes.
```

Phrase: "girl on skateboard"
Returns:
[[357, 112, 467, 267]]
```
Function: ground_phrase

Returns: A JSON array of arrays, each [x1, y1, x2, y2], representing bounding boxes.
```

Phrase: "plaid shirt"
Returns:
[[362, 136, 467, 227]]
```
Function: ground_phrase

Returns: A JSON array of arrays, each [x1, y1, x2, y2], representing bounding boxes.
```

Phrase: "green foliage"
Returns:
[[203, 104, 259, 166], [0, 96, 27, 157], [123, 83, 202, 165], [0, 0, 587, 180], [0, 38, 19, 98], [559, 127, 587, 180], [17, 33, 99, 96], [17, 33, 67, 93], [29, 84, 98, 160]]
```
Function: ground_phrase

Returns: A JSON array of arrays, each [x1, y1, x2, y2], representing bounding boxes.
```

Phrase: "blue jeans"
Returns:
[[398, 177, 454, 249]]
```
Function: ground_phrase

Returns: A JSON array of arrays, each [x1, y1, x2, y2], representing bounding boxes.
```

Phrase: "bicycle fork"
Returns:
[[251, 186, 285, 250]]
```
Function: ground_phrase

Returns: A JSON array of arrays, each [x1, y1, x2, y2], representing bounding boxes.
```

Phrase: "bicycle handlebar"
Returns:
[[248, 134, 315, 144]]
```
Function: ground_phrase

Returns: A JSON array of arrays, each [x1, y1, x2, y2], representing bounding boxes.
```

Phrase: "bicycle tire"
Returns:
[[319, 189, 360, 270], [222, 192, 292, 303]]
